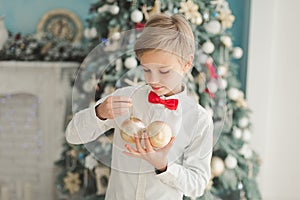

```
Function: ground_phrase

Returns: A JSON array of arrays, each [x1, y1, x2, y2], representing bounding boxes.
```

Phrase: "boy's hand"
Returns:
[[123, 132, 175, 171], [96, 96, 132, 119]]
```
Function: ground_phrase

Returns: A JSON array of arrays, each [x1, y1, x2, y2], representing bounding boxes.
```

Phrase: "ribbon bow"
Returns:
[[148, 91, 178, 110]]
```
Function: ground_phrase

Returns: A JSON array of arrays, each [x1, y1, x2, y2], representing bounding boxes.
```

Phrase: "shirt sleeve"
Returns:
[[65, 97, 115, 145], [155, 116, 213, 198]]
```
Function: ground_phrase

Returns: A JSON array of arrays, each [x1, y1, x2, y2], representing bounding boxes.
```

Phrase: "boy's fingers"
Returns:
[[125, 144, 139, 153], [112, 107, 131, 113], [134, 135, 145, 153], [111, 102, 132, 108], [143, 133, 154, 152], [111, 108, 130, 117], [112, 96, 132, 103]]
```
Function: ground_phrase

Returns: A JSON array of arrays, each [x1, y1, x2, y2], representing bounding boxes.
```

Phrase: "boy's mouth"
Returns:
[[151, 86, 163, 91]]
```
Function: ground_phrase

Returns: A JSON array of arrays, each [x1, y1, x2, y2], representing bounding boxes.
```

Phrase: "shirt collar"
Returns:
[[146, 83, 187, 100]]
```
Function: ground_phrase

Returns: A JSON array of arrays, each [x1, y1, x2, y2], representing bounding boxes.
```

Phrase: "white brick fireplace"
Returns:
[[0, 61, 78, 200]]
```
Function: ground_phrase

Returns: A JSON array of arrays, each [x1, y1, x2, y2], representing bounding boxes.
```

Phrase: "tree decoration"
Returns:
[[124, 56, 138, 69], [179, 0, 203, 25], [85, 154, 99, 170], [0, 32, 88, 61], [218, 6, 235, 29], [204, 20, 222, 35], [211, 156, 225, 177], [131, 9, 144, 23], [142, 0, 161, 20], [232, 47, 243, 59], [63, 172, 81, 194], [224, 155, 238, 169]]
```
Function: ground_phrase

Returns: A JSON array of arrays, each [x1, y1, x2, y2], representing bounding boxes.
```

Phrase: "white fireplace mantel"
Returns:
[[0, 61, 79, 200]]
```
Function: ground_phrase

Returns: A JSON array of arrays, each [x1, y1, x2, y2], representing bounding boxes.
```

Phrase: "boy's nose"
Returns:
[[147, 74, 160, 84]]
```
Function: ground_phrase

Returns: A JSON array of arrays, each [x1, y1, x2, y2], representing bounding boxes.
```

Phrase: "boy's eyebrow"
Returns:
[[154, 65, 171, 69], [141, 64, 171, 68]]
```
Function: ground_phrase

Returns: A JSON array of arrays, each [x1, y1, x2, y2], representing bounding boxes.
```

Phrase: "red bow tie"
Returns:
[[148, 91, 178, 110]]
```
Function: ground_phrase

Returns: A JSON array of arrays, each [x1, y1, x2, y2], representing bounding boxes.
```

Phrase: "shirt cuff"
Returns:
[[155, 163, 179, 186], [155, 166, 167, 174], [93, 100, 109, 123]]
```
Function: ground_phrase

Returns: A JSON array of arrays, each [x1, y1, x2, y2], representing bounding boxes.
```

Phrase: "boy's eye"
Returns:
[[143, 68, 150, 72], [159, 70, 170, 74]]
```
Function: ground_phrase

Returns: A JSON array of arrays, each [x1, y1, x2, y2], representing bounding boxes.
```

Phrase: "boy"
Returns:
[[66, 14, 213, 200]]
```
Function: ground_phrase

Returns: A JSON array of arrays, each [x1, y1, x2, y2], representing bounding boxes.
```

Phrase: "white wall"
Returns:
[[248, 0, 300, 199]]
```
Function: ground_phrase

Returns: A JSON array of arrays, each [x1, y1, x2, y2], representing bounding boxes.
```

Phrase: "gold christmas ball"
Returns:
[[211, 156, 225, 177], [120, 116, 146, 143], [146, 121, 172, 148]]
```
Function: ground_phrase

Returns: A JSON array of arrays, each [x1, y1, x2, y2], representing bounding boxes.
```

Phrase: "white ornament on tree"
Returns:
[[84, 28, 92, 39], [211, 156, 225, 177], [228, 87, 241, 101], [218, 65, 228, 76], [207, 80, 218, 93], [194, 16, 203, 25], [221, 35, 232, 48], [90, 27, 98, 39], [202, 41, 215, 54], [97, 4, 110, 13], [205, 20, 221, 34], [110, 5, 120, 15], [232, 47, 243, 59], [218, 78, 228, 89], [242, 129, 252, 142], [82, 75, 98, 93], [131, 9, 143, 23], [124, 56, 138, 69], [239, 117, 249, 128], [239, 144, 253, 159], [85, 154, 99, 170], [198, 51, 209, 64], [225, 155, 238, 169], [82, 81, 94, 93], [232, 126, 242, 139]]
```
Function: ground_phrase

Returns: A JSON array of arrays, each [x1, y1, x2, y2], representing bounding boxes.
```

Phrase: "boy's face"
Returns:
[[140, 50, 191, 97]]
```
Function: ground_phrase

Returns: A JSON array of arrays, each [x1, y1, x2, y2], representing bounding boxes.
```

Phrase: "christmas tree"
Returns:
[[55, 0, 261, 199]]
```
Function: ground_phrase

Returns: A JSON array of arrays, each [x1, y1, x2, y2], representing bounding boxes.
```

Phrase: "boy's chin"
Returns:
[[159, 90, 175, 97], [152, 89, 169, 96]]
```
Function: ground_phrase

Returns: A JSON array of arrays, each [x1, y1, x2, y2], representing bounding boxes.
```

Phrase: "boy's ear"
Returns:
[[183, 54, 194, 73]]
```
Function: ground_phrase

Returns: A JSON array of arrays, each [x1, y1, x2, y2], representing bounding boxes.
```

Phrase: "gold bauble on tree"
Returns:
[[146, 121, 172, 148], [120, 116, 146, 143], [211, 156, 225, 177]]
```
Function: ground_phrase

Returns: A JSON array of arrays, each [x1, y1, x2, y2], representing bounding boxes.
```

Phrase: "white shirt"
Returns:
[[65, 84, 213, 200]]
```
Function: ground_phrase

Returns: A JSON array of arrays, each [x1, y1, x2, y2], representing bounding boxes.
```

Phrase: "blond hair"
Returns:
[[134, 14, 195, 64]]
